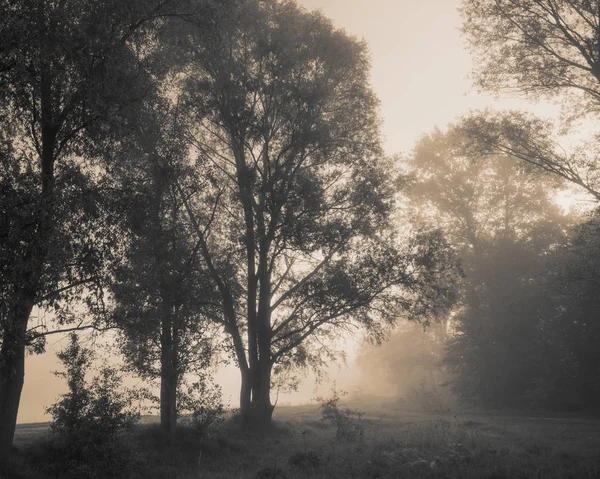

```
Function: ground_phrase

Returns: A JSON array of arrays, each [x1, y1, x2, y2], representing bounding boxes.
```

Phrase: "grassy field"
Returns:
[[10, 400, 600, 478]]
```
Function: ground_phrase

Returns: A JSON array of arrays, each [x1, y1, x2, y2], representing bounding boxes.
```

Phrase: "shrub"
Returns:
[[288, 450, 320, 468], [178, 374, 225, 432], [45, 333, 140, 476], [318, 388, 364, 442]]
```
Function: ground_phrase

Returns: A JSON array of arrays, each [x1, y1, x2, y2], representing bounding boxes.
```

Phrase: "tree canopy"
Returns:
[[175, 0, 459, 425], [460, 0, 600, 200]]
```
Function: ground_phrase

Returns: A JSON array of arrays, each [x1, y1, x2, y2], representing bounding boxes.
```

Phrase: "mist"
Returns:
[[3, 0, 600, 477]]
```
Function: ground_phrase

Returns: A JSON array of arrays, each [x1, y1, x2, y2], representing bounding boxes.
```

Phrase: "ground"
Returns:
[[9, 400, 600, 478]]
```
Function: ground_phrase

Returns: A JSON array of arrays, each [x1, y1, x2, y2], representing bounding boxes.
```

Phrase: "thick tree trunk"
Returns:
[[239, 367, 251, 413], [160, 318, 178, 439], [0, 106, 56, 464], [160, 366, 178, 438], [242, 361, 274, 429], [0, 300, 33, 466]]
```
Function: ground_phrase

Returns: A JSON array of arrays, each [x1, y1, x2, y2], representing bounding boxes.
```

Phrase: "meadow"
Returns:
[[10, 399, 600, 478]]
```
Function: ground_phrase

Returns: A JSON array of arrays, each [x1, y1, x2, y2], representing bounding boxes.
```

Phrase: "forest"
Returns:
[[1, 0, 600, 478]]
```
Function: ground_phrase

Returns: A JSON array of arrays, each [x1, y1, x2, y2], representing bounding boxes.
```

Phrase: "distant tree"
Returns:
[[531, 212, 600, 410], [356, 321, 449, 407], [458, 1, 600, 408], [462, 0, 600, 109], [407, 123, 571, 408], [176, 0, 459, 427]]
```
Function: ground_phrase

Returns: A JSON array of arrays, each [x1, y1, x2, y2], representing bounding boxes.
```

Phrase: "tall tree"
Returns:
[[535, 212, 600, 409], [0, 0, 187, 462], [407, 123, 571, 407], [458, 1, 600, 407], [177, 0, 459, 427], [108, 103, 221, 438]]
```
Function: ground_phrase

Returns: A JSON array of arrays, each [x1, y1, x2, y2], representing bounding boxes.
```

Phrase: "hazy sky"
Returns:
[[298, 0, 558, 154], [18, 0, 557, 424]]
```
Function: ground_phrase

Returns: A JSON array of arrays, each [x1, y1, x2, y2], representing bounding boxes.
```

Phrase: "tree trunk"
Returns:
[[160, 318, 178, 439], [0, 299, 32, 467], [239, 367, 251, 413], [242, 361, 274, 429]]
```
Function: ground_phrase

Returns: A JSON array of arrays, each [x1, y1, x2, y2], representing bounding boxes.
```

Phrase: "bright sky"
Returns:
[[298, 0, 559, 154], [17, 0, 565, 424]]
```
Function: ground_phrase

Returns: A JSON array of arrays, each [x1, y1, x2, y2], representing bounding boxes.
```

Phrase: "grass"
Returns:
[[10, 401, 600, 478]]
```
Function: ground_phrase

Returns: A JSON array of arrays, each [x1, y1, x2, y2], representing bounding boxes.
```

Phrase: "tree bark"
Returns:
[[160, 317, 178, 439], [0, 299, 33, 466], [242, 360, 274, 428]]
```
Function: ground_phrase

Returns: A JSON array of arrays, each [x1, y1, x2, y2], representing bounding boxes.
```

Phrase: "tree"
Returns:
[[47, 334, 140, 447], [356, 321, 450, 408], [460, 0, 600, 199], [533, 211, 600, 409], [462, 0, 600, 109], [108, 103, 222, 438], [458, 2, 600, 407], [406, 123, 571, 408], [176, 0, 459, 427], [46, 333, 140, 476], [0, 0, 191, 462]]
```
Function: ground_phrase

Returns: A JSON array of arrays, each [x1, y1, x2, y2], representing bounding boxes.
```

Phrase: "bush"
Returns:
[[178, 374, 225, 432], [288, 450, 320, 468], [318, 388, 364, 442], [405, 381, 447, 412], [45, 333, 140, 476]]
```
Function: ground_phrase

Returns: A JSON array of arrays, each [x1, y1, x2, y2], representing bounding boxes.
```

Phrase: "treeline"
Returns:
[[360, 0, 600, 413], [0, 0, 459, 467], [414, 124, 599, 411]]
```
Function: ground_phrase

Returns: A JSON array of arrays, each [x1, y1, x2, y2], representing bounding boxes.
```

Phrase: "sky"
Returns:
[[17, 0, 560, 424], [298, 0, 559, 154]]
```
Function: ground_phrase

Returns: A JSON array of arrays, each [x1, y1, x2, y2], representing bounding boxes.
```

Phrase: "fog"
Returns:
[[4, 0, 600, 476], [14, 0, 597, 426]]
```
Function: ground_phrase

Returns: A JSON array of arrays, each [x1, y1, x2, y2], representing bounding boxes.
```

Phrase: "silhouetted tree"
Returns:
[[0, 0, 179, 462], [533, 212, 600, 409], [176, 0, 459, 427], [45, 333, 140, 476], [108, 103, 222, 438], [458, 1, 600, 408]]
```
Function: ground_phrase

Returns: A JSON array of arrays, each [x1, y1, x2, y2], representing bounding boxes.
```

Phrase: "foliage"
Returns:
[[47, 334, 140, 443], [399, 122, 577, 409], [0, 0, 186, 459], [107, 101, 223, 433], [318, 388, 364, 442], [461, 0, 600, 110], [174, 0, 459, 422], [178, 374, 226, 431], [459, 0, 600, 200], [530, 211, 600, 410], [45, 333, 141, 476], [458, 0, 600, 409]]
